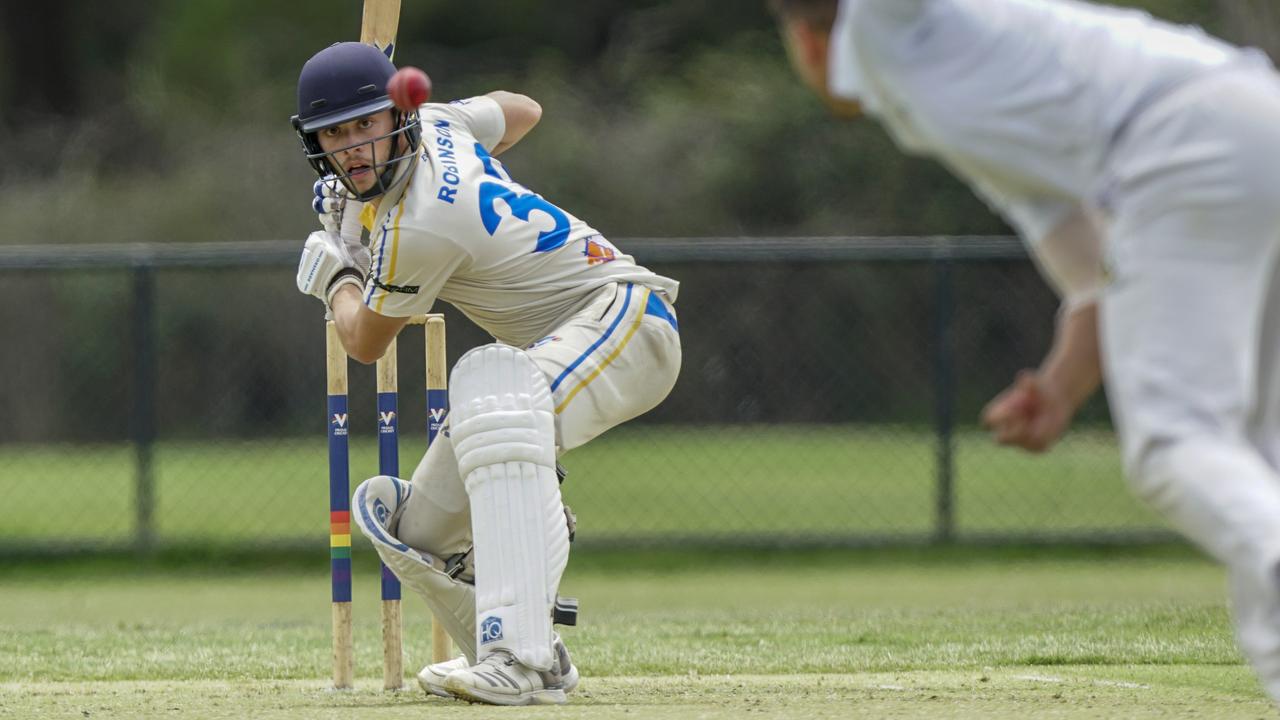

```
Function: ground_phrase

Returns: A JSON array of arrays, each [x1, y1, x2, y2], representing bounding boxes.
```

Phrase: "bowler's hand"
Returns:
[[981, 370, 1073, 453]]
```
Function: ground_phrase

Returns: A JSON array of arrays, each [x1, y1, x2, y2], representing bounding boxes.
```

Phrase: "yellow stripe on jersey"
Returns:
[[359, 203, 377, 233], [374, 199, 409, 314], [554, 289, 651, 415]]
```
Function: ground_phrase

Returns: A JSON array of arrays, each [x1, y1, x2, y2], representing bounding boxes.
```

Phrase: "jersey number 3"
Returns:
[[475, 143, 570, 253]]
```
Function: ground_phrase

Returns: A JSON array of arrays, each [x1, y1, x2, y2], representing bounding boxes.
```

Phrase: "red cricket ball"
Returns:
[[387, 67, 432, 111]]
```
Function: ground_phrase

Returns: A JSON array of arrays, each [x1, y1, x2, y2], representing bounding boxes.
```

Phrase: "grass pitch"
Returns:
[[0, 547, 1272, 719]]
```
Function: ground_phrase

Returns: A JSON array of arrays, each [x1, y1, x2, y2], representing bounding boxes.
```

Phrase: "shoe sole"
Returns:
[[417, 659, 471, 699], [416, 674, 451, 699], [444, 677, 567, 706], [424, 664, 577, 701]]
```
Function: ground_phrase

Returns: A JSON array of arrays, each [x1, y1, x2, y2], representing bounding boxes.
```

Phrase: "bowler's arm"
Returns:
[[981, 209, 1106, 452], [1040, 301, 1103, 411], [980, 302, 1101, 453], [1033, 208, 1106, 406]]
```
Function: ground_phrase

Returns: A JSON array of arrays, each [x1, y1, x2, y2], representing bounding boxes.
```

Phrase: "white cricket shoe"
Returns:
[[416, 656, 469, 698], [443, 636, 579, 706]]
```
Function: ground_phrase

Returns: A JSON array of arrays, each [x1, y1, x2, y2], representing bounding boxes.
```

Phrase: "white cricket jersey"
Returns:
[[829, 0, 1264, 242], [360, 96, 679, 347]]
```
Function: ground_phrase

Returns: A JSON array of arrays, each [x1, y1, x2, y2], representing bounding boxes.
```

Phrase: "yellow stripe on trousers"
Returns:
[[554, 289, 651, 415]]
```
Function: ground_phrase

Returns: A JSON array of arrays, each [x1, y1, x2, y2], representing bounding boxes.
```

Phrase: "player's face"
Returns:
[[316, 110, 398, 194]]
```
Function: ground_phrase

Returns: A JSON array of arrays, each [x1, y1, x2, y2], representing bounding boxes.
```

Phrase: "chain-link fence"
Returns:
[[0, 238, 1169, 556]]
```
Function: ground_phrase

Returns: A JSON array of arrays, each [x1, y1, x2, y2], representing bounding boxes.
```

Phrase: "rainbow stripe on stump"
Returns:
[[326, 323, 354, 688]]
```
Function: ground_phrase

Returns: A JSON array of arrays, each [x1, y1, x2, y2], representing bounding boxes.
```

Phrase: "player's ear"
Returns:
[[795, 19, 830, 74], [780, 17, 831, 95]]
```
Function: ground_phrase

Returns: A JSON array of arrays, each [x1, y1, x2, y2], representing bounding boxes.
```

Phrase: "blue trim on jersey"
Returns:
[[644, 292, 678, 332], [365, 221, 390, 305], [475, 141, 508, 181], [550, 283, 635, 392]]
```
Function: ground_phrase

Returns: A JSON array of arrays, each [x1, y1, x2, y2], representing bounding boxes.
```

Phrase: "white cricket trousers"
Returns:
[[395, 281, 681, 556], [1099, 66, 1280, 702]]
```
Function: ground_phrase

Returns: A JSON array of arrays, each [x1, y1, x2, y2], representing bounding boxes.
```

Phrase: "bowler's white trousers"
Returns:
[[1098, 67, 1280, 701], [395, 280, 680, 557]]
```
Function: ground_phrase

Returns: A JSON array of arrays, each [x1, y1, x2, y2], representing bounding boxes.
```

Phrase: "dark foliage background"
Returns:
[[1, 1, 1276, 438], [4, 1, 1275, 244]]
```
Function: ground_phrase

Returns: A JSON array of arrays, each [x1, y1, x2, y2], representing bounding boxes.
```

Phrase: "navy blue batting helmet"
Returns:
[[291, 42, 422, 200]]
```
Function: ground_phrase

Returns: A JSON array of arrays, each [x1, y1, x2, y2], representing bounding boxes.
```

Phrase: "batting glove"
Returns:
[[296, 230, 364, 307], [313, 176, 371, 275]]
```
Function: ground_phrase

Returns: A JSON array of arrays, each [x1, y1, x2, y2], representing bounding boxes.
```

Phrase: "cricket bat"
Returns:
[[361, 0, 403, 59], [360, 1, 407, 693], [357, 0, 453, 690]]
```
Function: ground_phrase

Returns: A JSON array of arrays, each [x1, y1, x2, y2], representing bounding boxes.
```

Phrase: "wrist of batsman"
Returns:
[[325, 268, 365, 307]]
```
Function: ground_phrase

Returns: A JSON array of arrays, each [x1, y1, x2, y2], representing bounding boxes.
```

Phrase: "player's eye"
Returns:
[[358, 118, 375, 130]]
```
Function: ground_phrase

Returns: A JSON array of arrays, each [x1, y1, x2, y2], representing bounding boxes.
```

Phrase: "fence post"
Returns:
[[131, 264, 157, 555], [932, 246, 956, 543]]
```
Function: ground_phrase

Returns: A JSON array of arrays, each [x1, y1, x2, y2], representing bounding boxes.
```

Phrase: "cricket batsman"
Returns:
[[773, 0, 1280, 703], [290, 42, 682, 705]]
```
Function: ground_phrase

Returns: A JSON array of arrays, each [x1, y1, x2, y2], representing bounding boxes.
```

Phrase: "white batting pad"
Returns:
[[352, 475, 478, 663], [449, 344, 570, 671]]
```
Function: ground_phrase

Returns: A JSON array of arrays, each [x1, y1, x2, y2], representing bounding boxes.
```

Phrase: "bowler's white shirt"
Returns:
[[828, 0, 1252, 243]]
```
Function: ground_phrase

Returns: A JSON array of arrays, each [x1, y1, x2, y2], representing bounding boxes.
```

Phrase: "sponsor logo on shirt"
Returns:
[[371, 277, 420, 295], [583, 237, 616, 265]]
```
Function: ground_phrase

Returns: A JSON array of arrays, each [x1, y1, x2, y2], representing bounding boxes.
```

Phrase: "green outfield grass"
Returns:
[[0, 425, 1159, 549], [0, 547, 1270, 719]]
